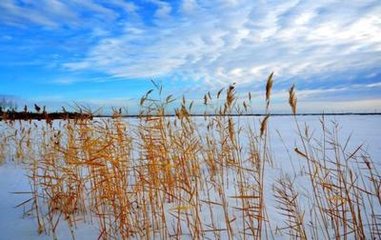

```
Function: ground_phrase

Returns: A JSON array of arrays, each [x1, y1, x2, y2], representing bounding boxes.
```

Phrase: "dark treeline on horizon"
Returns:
[[1, 107, 380, 122], [0, 107, 93, 121]]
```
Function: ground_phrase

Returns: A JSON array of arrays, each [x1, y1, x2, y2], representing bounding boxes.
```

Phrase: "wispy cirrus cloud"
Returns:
[[2, 0, 380, 86], [0, 0, 137, 29], [60, 0, 381, 89]]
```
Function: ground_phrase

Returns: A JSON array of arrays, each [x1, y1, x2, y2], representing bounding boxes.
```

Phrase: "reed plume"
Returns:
[[288, 84, 297, 115]]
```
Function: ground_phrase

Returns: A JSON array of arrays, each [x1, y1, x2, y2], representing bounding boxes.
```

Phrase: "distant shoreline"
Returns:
[[1, 112, 380, 121], [99, 112, 381, 118]]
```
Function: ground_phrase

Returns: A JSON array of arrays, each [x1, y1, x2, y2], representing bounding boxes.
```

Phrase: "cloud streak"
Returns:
[[59, 1, 381, 88], [0, 0, 137, 29]]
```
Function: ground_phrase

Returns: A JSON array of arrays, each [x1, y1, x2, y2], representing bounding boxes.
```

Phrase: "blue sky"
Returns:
[[0, 0, 380, 113]]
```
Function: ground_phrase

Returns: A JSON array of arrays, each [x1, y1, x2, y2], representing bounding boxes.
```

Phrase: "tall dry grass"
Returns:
[[0, 74, 379, 239]]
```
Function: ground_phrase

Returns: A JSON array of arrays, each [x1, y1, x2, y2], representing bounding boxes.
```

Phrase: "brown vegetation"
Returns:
[[0, 74, 379, 239]]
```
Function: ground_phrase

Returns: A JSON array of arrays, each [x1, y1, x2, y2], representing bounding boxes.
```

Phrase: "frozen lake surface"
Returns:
[[0, 115, 380, 239]]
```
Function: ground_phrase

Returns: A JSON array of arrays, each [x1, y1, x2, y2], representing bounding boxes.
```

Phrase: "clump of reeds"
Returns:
[[287, 85, 381, 239], [273, 175, 307, 239], [1, 73, 379, 240]]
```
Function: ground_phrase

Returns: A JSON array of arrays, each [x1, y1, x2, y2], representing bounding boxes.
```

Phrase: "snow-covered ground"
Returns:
[[0, 165, 99, 240], [0, 115, 380, 239]]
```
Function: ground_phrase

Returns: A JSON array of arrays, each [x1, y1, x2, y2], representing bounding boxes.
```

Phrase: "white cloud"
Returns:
[[266, 97, 381, 113], [1, 0, 380, 93], [366, 82, 381, 88], [0, 0, 58, 27], [0, 0, 137, 29], [60, 0, 381, 90], [298, 99, 381, 113], [181, 0, 197, 14], [149, 0, 172, 19], [106, 0, 138, 14]]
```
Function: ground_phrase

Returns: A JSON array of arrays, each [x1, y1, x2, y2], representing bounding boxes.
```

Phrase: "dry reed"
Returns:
[[0, 74, 378, 240]]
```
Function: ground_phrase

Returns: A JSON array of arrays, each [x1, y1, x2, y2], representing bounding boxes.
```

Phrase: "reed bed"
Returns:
[[0, 74, 380, 239]]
